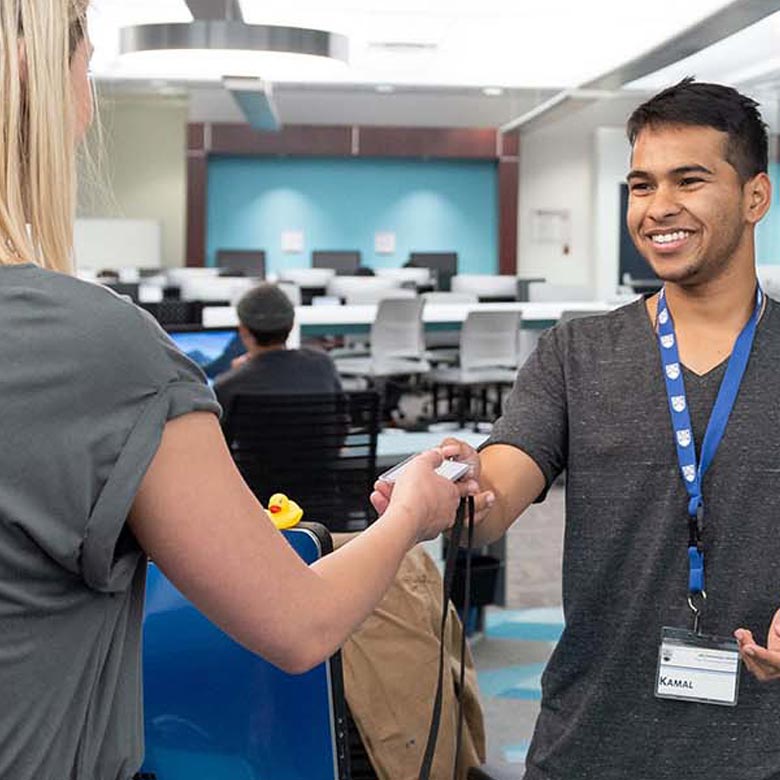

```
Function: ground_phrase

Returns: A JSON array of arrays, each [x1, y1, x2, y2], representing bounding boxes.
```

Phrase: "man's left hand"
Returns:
[[735, 609, 780, 682]]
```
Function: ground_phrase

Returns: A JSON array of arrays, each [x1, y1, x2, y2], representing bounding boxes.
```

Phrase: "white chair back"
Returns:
[[371, 298, 426, 360], [374, 267, 432, 286], [326, 276, 407, 305], [451, 274, 517, 299], [421, 291, 479, 304], [166, 267, 220, 286], [528, 282, 593, 302], [278, 268, 336, 287], [179, 276, 257, 304], [460, 311, 521, 370], [276, 281, 302, 306], [558, 309, 610, 324]]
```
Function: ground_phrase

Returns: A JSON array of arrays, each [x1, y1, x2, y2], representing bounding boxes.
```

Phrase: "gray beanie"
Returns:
[[237, 283, 294, 335]]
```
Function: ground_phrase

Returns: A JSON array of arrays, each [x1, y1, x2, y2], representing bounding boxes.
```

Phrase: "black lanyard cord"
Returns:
[[419, 495, 475, 780]]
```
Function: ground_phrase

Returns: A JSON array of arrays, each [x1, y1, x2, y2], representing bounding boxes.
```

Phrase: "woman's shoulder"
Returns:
[[2, 264, 173, 375]]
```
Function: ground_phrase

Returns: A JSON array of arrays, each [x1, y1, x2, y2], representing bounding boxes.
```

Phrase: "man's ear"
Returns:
[[745, 172, 772, 225], [238, 324, 255, 351]]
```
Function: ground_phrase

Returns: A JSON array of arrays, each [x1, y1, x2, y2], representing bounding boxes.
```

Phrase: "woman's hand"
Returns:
[[735, 609, 780, 682], [371, 439, 494, 532], [375, 448, 478, 542]]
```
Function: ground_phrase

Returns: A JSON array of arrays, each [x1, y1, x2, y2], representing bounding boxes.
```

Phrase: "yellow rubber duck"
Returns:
[[267, 493, 303, 529]]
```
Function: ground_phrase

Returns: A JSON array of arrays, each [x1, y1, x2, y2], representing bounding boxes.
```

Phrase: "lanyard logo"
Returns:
[[665, 362, 681, 380], [671, 395, 686, 412], [661, 334, 675, 348], [676, 429, 692, 447]]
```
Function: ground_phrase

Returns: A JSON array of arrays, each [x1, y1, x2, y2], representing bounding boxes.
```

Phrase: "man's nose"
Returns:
[[647, 185, 682, 222]]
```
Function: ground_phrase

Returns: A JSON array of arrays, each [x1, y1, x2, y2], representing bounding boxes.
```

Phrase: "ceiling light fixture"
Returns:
[[482, 86, 504, 97], [118, 0, 349, 82]]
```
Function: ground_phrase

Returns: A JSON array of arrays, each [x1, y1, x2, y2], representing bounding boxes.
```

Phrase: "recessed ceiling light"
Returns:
[[375, 84, 395, 93], [482, 86, 504, 97]]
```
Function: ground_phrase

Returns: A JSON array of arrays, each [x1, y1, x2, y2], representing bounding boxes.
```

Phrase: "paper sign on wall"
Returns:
[[374, 231, 396, 255], [281, 230, 304, 253], [531, 209, 570, 244]]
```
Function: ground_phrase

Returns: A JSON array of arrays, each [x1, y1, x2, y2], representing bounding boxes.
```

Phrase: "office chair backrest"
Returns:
[[460, 311, 521, 370], [421, 291, 479, 304], [180, 275, 257, 304], [277, 281, 302, 306], [278, 268, 336, 288], [370, 297, 426, 361], [224, 391, 380, 532], [326, 275, 407, 304], [451, 274, 518, 301], [374, 267, 432, 286], [139, 523, 349, 780], [527, 282, 593, 302], [558, 309, 610, 324]]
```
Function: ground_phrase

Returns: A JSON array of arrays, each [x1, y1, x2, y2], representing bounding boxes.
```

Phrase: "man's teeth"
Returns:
[[650, 231, 690, 244]]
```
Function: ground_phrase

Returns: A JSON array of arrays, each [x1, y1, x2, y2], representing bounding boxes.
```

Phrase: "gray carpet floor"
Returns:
[[471, 484, 565, 779]]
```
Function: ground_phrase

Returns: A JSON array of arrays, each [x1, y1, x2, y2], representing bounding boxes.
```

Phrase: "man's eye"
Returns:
[[680, 177, 704, 187], [629, 182, 651, 193]]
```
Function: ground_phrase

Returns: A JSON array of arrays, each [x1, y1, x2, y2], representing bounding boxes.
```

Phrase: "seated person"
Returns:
[[214, 282, 343, 412]]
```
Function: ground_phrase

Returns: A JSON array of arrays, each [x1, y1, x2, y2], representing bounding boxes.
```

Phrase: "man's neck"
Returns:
[[248, 343, 287, 359], [646, 264, 761, 376]]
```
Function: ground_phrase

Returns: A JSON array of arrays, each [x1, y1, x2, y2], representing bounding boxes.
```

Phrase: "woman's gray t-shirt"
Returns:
[[486, 296, 780, 780], [0, 264, 220, 779]]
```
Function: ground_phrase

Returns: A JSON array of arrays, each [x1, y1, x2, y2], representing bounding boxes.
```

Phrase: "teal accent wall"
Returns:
[[206, 157, 498, 274], [756, 161, 780, 265]]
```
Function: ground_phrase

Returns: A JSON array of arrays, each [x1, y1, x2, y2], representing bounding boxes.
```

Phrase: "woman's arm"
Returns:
[[129, 412, 468, 674]]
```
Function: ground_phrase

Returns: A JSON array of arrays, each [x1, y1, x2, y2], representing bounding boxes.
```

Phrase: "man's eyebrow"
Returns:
[[626, 169, 650, 182], [671, 164, 714, 176]]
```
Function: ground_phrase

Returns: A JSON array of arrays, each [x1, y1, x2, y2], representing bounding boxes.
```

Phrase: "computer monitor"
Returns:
[[166, 326, 244, 381], [312, 250, 361, 276], [407, 252, 458, 292], [216, 249, 266, 278]]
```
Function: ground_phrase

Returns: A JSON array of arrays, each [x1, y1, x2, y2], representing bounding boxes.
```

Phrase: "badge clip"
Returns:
[[687, 590, 707, 635]]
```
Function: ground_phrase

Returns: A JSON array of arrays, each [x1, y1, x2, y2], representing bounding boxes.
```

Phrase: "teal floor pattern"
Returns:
[[475, 606, 565, 773]]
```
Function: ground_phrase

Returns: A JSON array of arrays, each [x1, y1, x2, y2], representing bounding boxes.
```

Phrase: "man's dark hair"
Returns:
[[626, 77, 768, 180], [236, 282, 294, 347]]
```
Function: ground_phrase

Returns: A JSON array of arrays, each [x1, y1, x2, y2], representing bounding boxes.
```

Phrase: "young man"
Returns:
[[372, 79, 780, 778], [213, 282, 343, 413]]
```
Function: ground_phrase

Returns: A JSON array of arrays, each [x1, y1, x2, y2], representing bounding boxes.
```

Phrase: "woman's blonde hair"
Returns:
[[0, 0, 88, 273]]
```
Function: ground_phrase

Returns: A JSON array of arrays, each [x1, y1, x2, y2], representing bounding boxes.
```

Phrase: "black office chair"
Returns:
[[223, 392, 380, 532], [140, 300, 203, 327]]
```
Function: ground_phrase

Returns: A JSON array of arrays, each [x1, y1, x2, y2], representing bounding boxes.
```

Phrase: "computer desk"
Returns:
[[203, 300, 617, 348]]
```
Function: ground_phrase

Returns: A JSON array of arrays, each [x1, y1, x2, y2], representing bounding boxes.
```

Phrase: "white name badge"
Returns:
[[655, 626, 741, 707]]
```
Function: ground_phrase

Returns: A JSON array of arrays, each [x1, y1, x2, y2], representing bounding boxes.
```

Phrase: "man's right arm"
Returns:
[[370, 441, 547, 548], [472, 443, 547, 547]]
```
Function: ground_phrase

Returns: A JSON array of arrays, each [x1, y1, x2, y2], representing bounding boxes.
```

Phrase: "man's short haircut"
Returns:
[[236, 283, 295, 346], [626, 77, 768, 181]]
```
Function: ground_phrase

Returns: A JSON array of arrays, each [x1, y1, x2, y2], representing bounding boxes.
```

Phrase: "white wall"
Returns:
[[78, 95, 188, 267], [517, 122, 593, 290], [593, 127, 632, 300], [516, 96, 643, 297]]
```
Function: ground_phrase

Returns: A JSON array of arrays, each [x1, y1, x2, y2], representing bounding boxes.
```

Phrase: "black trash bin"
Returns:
[[451, 553, 501, 610]]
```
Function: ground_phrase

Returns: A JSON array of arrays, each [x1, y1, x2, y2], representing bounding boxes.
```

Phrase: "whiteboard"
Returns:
[[74, 218, 162, 270]]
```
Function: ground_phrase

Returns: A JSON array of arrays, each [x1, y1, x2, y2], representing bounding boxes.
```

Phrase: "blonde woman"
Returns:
[[0, 3, 475, 778]]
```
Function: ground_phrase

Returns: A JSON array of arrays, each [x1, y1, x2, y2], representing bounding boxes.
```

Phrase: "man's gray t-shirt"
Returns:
[[486, 297, 780, 780], [0, 264, 220, 779], [213, 347, 343, 415]]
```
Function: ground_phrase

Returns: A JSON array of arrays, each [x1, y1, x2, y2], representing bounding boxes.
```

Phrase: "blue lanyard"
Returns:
[[656, 285, 762, 596]]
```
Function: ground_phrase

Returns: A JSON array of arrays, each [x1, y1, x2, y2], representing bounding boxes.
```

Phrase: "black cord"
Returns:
[[453, 496, 475, 780], [418, 497, 473, 780]]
